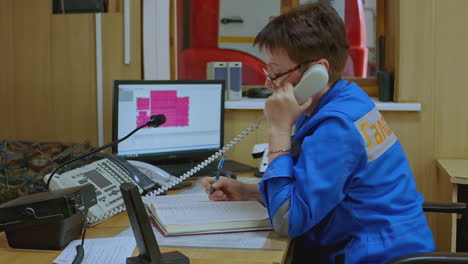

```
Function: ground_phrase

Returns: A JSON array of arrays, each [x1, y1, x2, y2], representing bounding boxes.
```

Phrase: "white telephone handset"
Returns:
[[127, 160, 177, 186], [294, 64, 329, 104]]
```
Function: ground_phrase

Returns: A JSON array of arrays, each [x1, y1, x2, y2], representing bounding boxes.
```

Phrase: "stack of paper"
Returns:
[[53, 237, 136, 264]]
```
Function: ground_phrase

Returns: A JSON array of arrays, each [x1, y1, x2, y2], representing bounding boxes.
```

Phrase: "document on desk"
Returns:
[[120, 178, 279, 250], [145, 193, 272, 236], [53, 237, 136, 264], [117, 224, 281, 250]]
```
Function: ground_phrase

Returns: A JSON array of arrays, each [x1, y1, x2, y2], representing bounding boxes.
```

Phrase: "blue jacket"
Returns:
[[259, 80, 435, 263]]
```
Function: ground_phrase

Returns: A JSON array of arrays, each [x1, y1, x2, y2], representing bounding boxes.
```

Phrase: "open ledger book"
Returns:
[[144, 193, 273, 236]]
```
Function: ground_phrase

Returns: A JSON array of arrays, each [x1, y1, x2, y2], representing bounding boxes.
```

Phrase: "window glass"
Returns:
[[176, 0, 377, 86]]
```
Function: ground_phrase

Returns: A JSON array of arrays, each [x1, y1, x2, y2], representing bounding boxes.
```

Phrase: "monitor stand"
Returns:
[[120, 183, 189, 264]]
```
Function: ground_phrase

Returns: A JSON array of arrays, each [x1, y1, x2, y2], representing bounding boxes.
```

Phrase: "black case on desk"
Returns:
[[0, 184, 96, 250], [4, 212, 84, 250]]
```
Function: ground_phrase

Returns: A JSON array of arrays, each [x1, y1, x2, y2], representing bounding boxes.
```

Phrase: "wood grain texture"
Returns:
[[0, 0, 15, 138], [101, 0, 142, 145], [0, 0, 141, 146], [0, 206, 291, 264], [394, 0, 468, 251], [49, 13, 97, 143], [223, 110, 267, 167], [0, 0, 97, 143], [432, 1, 468, 249], [433, 0, 468, 159]]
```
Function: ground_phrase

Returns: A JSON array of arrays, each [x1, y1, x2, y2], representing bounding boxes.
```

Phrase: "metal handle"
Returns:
[[220, 17, 244, 24]]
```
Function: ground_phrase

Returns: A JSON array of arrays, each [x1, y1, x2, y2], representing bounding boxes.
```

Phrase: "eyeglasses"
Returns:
[[263, 59, 319, 83]]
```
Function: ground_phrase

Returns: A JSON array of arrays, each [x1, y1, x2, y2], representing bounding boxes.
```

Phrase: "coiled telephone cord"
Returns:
[[87, 115, 264, 224]]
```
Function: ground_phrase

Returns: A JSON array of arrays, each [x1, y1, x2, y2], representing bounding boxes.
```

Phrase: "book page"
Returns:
[[145, 193, 211, 205], [117, 226, 284, 251], [146, 194, 269, 225], [54, 237, 136, 264]]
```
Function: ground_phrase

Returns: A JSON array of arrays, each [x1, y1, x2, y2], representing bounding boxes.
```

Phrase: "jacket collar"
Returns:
[[295, 79, 350, 130]]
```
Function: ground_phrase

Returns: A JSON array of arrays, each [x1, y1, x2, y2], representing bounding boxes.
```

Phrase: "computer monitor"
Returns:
[[112, 80, 225, 164]]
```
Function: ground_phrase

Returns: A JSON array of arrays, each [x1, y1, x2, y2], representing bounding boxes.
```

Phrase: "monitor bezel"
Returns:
[[112, 80, 225, 163]]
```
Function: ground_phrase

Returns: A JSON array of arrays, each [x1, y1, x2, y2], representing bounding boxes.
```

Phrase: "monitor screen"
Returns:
[[112, 80, 224, 162]]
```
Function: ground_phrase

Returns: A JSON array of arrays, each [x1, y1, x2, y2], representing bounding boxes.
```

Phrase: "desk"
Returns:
[[436, 159, 468, 252], [0, 180, 292, 264]]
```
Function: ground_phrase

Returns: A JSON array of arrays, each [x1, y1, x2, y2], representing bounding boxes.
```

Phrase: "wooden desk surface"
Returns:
[[0, 183, 291, 264], [437, 159, 468, 184]]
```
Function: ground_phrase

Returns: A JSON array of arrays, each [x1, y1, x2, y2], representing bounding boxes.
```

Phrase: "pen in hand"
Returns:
[[210, 157, 226, 195]]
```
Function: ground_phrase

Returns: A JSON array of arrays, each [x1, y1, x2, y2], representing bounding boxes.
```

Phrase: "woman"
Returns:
[[203, 3, 435, 263]]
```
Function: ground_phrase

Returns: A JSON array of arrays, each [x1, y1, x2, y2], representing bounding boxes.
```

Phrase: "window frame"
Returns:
[[169, 0, 397, 99]]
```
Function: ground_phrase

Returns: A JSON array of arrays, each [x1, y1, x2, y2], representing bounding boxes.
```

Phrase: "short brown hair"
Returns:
[[254, 3, 349, 83]]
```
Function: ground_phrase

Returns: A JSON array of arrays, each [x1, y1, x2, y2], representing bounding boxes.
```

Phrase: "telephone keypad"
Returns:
[[46, 157, 145, 225], [104, 186, 117, 192]]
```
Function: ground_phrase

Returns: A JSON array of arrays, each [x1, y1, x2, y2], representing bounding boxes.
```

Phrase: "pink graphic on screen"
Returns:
[[136, 90, 189, 128]]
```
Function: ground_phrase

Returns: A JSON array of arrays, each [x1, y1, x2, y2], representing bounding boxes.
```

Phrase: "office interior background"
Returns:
[[1, 0, 468, 251]]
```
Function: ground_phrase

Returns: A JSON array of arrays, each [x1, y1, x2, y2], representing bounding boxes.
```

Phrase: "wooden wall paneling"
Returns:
[[0, 0, 142, 146], [9, 0, 52, 141], [223, 110, 267, 167], [50, 14, 97, 144], [107, 0, 121, 12], [434, 0, 468, 159], [398, 0, 453, 250], [381, 112, 421, 176], [397, 0, 436, 194], [432, 1, 468, 249], [101, 0, 142, 146], [397, 0, 434, 101], [0, 0, 98, 144], [0, 0, 15, 139], [349, 78, 378, 97], [376, 0, 385, 38]]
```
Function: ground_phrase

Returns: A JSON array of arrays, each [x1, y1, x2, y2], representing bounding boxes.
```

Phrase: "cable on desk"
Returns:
[[72, 209, 88, 264]]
